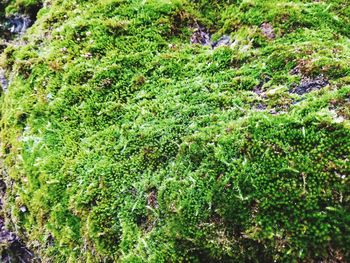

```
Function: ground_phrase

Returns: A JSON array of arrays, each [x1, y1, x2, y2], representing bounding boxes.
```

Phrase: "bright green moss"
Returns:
[[0, 0, 349, 262]]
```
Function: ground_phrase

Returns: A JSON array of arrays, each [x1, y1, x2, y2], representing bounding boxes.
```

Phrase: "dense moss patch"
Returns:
[[0, 0, 349, 262]]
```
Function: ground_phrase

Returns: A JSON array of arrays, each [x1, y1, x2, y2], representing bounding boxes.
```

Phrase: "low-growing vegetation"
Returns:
[[0, 0, 349, 262]]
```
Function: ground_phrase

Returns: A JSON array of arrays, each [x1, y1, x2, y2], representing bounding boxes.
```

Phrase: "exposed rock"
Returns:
[[0, 217, 16, 244], [0, 15, 33, 40], [290, 75, 329, 95], [0, 69, 8, 92], [256, 103, 266, 110], [0, 180, 35, 262], [1, 239, 35, 263], [190, 26, 211, 46], [212, 35, 231, 49], [260, 22, 275, 39], [7, 16, 32, 35], [190, 25, 231, 49]]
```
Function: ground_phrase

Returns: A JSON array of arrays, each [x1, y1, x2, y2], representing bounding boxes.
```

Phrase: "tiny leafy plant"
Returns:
[[0, 0, 349, 262]]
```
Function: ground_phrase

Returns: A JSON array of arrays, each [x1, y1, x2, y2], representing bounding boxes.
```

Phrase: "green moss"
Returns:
[[4, 0, 42, 17], [0, 0, 349, 262]]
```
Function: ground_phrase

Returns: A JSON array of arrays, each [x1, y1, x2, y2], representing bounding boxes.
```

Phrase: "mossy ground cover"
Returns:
[[0, 0, 349, 262]]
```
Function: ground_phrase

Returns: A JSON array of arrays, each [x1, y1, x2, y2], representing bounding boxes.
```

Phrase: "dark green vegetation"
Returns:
[[0, 0, 349, 262], [0, 0, 42, 18]]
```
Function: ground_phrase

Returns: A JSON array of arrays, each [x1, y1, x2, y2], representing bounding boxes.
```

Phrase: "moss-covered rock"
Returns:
[[0, 0, 349, 262]]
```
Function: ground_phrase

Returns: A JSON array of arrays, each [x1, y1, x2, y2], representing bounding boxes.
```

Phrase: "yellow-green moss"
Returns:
[[0, 0, 349, 262]]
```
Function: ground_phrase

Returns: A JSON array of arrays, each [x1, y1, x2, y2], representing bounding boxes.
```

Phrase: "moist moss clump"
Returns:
[[0, 0, 349, 262]]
